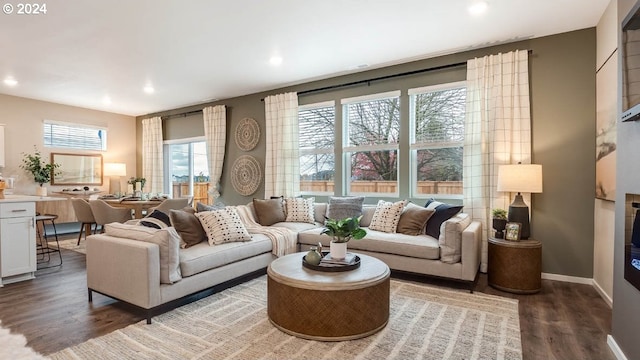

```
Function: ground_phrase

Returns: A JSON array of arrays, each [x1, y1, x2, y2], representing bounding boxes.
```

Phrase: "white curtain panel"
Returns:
[[142, 116, 164, 194], [203, 105, 226, 201], [264, 92, 299, 198], [463, 50, 531, 273]]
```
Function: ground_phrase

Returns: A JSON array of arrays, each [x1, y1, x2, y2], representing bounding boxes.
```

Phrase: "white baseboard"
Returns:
[[592, 279, 613, 308], [608, 335, 629, 360], [541, 272, 593, 284]]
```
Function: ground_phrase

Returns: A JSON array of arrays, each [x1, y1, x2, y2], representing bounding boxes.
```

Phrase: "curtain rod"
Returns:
[[161, 109, 202, 120], [261, 49, 533, 101]]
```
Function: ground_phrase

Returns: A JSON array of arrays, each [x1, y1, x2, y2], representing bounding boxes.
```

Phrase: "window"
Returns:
[[298, 101, 335, 194], [343, 91, 400, 196], [164, 138, 209, 206], [409, 81, 466, 197], [43, 120, 107, 151]]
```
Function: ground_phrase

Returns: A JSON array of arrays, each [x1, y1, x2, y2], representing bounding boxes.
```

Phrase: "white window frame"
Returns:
[[43, 119, 108, 151], [298, 101, 336, 196], [409, 81, 466, 200], [342, 90, 401, 197], [163, 136, 206, 198]]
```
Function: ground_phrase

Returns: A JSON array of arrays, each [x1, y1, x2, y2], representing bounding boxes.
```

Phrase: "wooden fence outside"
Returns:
[[300, 180, 462, 194], [172, 182, 211, 207]]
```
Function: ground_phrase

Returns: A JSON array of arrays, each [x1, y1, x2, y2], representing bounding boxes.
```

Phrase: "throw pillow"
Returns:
[[368, 200, 406, 233], [397, 202, 435, 236], [439, 213, 471, 264], [196, 202, 225, 212], [285, 197, 315, 224], [139, 210, 171, 229], [104, 223, 182, 284], [169, 208, 207, 248], [196, 207, 251, 245], [424, 199, 463, 239], [325, 196, 365, 221], [253, 198, 286, 226]]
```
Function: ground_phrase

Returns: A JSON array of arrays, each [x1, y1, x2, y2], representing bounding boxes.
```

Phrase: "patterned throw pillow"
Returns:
[[139, 210, 171, 229], [285, 197, 315, 224], [368, 200, 406, 233], [195, 207, 251, 245]]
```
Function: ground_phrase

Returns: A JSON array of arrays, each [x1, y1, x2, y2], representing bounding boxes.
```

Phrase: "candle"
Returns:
[[127, 184, 134, 195], [136, 181, 142, 191]]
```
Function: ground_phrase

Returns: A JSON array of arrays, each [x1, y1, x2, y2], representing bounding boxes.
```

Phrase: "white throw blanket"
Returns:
[[234, 205, 298, 257]]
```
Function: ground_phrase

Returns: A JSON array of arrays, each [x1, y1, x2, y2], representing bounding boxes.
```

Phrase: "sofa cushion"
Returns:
[[179, 234, 272, 277], [325, 196, 364, 221], [359, 205, 376, 227], [253, 198, 286, 226], [271, 221, 323, 233], [196, 202, 225, 212], [424, 199, 463, 239], [369, 200, 406, 233], [104, 223, 182, 284], [397, 203, 435, 236], [196, 208, 251, 245], [439, 213, 471, 263], [170, 208, 207, 248], [285, 197, 315, 224]]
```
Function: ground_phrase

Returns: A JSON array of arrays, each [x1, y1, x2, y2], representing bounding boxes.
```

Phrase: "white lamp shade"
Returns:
[[496, 164, 543, 193], [104, 163, 127, 177]]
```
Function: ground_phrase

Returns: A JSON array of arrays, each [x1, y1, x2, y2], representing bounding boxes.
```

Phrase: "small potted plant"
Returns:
[[492, 208, 508, 239], [20, 146, 60, 197], [322, 216, 367, 259]]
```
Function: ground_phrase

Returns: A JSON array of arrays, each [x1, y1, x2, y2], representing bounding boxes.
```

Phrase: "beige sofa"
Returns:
[[86, 201, 481, 323]]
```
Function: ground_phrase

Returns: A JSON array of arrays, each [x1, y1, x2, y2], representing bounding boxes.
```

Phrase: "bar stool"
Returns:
[[36, 212, 63, 268]]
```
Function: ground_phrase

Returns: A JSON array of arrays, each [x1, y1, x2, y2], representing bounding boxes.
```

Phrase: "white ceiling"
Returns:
[[0, 0, 609, 116]]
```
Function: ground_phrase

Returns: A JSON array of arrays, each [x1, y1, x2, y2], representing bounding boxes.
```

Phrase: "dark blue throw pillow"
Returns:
[[140, 210, 172, 229], [424, 199, 463, 238]]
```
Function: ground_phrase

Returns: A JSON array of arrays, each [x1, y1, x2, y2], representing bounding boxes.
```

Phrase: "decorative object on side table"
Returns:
[[496, 163, 543, 239], [491, 208, 508, 238], [321, 216, 366, 259], [504, 222, 522, 241], [304, 246, 322, 266], [20, 146, 61, 197]]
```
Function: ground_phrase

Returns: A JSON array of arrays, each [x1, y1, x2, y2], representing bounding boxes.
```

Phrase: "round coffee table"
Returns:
[[267, 252, 390, 341]]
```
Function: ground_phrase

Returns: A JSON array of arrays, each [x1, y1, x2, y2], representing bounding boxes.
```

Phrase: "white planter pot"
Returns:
[[35, 186, 47, 197], [330, 241, 347, 260]]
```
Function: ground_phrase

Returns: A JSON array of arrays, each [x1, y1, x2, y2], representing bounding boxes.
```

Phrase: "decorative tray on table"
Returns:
[[302, 251, 360, 272]]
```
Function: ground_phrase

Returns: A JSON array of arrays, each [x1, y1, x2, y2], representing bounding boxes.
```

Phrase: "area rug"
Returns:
[[50, 277, 522, 360], [49, 238, 86, 254], [0, 321, 47, 360]]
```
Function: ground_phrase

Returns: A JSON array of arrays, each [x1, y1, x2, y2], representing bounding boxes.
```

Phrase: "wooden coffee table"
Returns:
[[267, 252, 390, 341]]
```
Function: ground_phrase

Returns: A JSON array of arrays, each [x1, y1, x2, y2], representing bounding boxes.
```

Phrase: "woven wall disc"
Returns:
[[231, 155, 261, 196], [235, 117, 260, 151]]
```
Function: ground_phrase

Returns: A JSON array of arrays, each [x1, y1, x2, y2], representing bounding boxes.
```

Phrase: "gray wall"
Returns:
[[137, 28, 597, 278], [613, 1, 640, 358]]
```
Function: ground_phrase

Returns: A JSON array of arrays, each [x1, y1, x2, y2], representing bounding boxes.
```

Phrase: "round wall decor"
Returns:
[[231, 155, 261, 196], [235, 117, 260, 151]]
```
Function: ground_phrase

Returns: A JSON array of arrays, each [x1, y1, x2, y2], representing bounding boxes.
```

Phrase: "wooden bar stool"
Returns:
[[36, 213, 63, 268]]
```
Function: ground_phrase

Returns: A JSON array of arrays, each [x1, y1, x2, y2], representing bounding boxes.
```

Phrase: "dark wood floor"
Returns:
[[0, 235, 615, 360]]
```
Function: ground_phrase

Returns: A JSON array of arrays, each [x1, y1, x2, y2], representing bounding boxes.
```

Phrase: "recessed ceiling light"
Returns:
[[468, 1, 488, 16], [143, 85, 155, 94], [269, 56, 283, 66], [3, 77, 18, 87]]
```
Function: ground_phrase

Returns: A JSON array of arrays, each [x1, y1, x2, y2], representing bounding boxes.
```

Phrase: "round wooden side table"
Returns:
[[488, 237, 542, 294]]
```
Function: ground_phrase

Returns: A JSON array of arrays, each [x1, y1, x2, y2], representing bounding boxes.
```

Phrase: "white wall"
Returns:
[[594, 0, 618, 305], [0, 94, 136, 194]]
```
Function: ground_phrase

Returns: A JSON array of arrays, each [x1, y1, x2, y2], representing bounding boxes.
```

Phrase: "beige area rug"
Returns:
[[49, 238, 86, 254], [50, 276, 521, 360], [0, 321, 47, 360]]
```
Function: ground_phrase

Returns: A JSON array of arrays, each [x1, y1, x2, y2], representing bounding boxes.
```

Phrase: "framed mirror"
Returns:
[[51, 153, 103, 185]]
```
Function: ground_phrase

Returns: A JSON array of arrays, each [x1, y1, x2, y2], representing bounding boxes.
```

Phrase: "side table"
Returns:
[[488, 237, 542, 294]]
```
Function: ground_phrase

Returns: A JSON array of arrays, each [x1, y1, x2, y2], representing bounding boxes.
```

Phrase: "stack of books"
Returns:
[[320, 253, 357, 267]]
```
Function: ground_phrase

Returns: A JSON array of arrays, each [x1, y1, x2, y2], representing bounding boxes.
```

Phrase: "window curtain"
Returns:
[[463, 50, 531, 273], [203, 105, 226, 202], [264, 92, 299, 198], [142, 116, 164, 194]]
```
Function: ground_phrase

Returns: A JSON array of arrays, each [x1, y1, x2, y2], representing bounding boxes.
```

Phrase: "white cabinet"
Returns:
[[0, 202, 36, 286]]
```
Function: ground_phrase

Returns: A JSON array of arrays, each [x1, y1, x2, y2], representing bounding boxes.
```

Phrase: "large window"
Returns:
[[343, 91, 400, 196], [298, 101, 335, 194], [409, 81, 466, 197], [43, 120, 107, 151], [164, 138, 210, 206]]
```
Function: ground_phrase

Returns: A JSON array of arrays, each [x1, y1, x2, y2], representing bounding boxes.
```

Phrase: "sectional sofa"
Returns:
[[86, 198, 481, 323]]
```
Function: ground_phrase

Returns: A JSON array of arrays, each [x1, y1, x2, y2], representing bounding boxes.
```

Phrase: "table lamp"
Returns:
[[104, 163, 127, 195], [496, 163, 543, 239]]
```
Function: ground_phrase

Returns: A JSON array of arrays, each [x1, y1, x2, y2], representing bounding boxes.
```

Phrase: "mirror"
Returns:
[[51, 153, 103, 185]]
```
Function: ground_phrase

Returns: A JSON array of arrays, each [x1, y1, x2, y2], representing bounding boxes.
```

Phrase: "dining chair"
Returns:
[[89, 199, 133, 231], [71, 198, 98, 245], [149, 197, 191, 216]]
